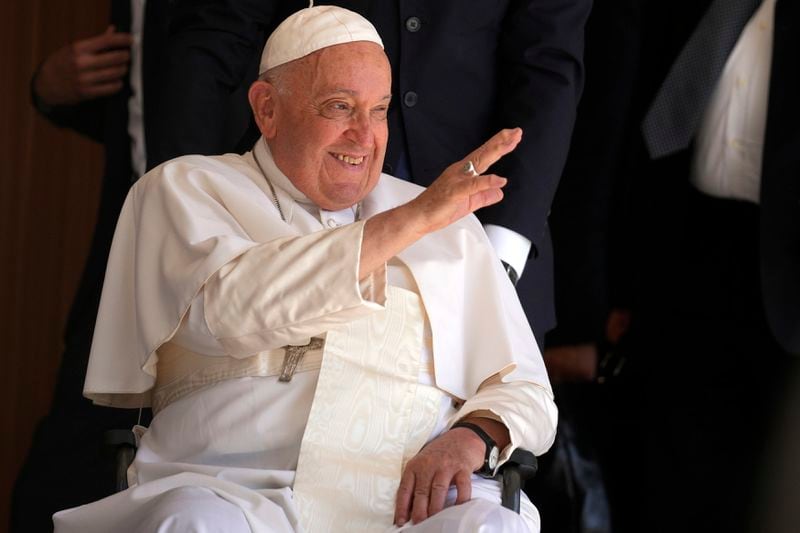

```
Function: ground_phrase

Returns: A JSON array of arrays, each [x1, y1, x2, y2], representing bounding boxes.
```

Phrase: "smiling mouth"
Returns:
[[332, 153, 365, 166]]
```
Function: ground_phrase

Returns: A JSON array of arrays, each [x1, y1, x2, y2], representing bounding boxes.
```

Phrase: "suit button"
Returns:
[[404, 91, 418, 108], [405, 16, 421, 32]]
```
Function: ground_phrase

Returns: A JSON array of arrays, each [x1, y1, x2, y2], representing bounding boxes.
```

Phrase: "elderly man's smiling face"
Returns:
[[252, 41, 391, 211]]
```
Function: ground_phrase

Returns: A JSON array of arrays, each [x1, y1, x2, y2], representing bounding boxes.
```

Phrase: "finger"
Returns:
[[453, 470, 472, 505], [427, 471, 452, 518], [440, 173, 506, 214], [78, 49, 131, 71], [470, 174, 507, 193], [76, 30, 134, 53], [80, 64, 129, 85], [449, 173, 506, 204], [469, 186, 505, 212], [466, 128, 523, 175], [79, 81, 124, 99], [410, 473, 433, 524], [394, 470, 415, 525], [443, 172, 506, 195]]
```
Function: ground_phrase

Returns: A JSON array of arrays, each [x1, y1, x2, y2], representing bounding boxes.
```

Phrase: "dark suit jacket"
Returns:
[[620, 0, 800, 355], [156, 0, 591, 339], [760, 0, 800, 354]]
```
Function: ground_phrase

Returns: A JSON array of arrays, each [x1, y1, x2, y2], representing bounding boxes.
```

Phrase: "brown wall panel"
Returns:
[[0, 1, 109, 529]]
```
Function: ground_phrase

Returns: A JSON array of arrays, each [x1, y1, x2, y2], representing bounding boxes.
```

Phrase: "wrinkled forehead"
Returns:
[[285, 41, 392, 96]]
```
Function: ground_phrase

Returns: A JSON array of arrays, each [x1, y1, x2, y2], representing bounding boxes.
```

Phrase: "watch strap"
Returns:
[[451, 421, 499, 476]]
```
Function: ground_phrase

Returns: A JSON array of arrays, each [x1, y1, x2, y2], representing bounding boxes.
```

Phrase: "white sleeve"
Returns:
[[169, 291, 227, 355], [184, 219, 387, 357], [483, 224, 532, 279], [451, 377, 558, 469]]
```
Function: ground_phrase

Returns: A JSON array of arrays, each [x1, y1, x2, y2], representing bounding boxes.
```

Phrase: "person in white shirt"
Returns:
[[53, 6, 557, 532]]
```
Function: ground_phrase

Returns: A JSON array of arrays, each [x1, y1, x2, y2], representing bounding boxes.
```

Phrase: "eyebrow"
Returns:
[[324, 88, 392, 101]]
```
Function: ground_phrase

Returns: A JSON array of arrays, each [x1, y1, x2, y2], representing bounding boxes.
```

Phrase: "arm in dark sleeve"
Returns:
[[147, 0, 299, 168], [481, 0, 592, 253], [30, 64, 105, 142]]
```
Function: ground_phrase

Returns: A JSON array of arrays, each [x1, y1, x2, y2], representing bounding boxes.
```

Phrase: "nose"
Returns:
[[345, 110, 373, 146]]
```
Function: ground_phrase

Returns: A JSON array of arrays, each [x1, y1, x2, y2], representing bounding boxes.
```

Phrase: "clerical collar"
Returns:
[[252, 137, 360, 227]]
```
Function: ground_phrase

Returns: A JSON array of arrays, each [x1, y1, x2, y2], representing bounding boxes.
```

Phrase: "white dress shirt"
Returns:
[[691, 0, 776, 204]]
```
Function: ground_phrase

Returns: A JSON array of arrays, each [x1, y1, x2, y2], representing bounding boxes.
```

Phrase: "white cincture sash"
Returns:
[[153, 341, 324, 413]]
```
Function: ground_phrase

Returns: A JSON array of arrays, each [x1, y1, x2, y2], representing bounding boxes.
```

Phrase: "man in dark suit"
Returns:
[[154, 0, 592, 344], [11, 1, 167, 529], [614, 1, 799, 531]]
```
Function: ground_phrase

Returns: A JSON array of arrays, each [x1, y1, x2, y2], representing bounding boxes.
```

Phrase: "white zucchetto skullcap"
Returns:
[[259, 4, 384, 75]]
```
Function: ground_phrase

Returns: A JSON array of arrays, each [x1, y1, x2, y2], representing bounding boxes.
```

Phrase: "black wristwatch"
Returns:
[[452, 421, 500, 477]]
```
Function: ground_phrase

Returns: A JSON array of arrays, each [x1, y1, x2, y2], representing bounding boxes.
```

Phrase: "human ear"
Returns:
[[248, 80, 278, 139]]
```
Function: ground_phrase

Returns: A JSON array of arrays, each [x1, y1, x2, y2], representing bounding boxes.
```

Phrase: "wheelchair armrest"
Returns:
[[498, 448, 538, 513], [104, 429, 137, 493]]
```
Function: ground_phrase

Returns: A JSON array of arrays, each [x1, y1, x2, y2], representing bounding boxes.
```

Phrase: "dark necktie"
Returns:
[[641, 0, 762, 159]]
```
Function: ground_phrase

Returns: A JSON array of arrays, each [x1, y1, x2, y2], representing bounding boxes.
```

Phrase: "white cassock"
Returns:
[[53, 139, 558, 532]]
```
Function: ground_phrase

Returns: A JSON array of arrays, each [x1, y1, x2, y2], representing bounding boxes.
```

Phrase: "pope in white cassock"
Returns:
[[53, 6, 557, 533]]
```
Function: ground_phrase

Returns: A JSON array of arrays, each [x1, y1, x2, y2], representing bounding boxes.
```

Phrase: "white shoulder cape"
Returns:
[[84, 146, 550, 407]]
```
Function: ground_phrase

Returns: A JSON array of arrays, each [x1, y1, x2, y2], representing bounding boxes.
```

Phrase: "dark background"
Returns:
[[0, 1, 108, 529]]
